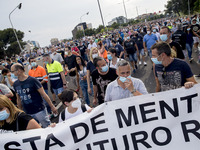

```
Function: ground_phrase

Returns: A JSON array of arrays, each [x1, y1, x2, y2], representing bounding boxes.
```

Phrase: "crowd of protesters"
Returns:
[[0, 14, 200, 132]]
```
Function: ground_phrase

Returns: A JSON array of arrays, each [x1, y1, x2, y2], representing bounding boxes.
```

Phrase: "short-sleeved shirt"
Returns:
[[64, 55, 76, 76], [143, 34, 158, 49], [58, 104, 90, 123], [78, 45, 87, 56], [155, 58, 193, 91], [132, 35, 144, 50], [13, 76, 44, 114], [191, 24, 200, 37], [0, 83, 12, 95], [46, 59, 63, 89], [0, 112, 32, 133], [86, 61, 96, 75], [29, 65, 48, 90], [92, 68, 118, 101], [50, 53, 64, 64], [105, 77, 148, 102], [124, 39, 136, 54], [114, 44, 124, 57], [172, 30, 187, 50]]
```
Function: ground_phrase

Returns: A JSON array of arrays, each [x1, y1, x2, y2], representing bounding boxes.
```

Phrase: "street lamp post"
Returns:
[[97, 0, 105, 28], [122, 0, 128, 19], [9, 3, 23, 52], [80, 12, 89, 37]]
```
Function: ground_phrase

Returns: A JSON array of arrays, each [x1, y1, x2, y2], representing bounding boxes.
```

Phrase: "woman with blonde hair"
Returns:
[[0, 95, 41, 132], [86, 47, 98, 95]]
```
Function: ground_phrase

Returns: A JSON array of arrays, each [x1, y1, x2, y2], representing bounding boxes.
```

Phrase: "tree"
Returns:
[[85, 28, 95, 36], [110, 22, 120, 29], [95, 25, 104, 34], [76, 30, 84, 39], [0, 28, 24, 59]]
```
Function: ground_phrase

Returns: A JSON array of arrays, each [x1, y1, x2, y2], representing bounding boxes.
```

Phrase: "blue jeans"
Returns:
[[186, 43, 193, 59], [31, 108, 51, 128], [148, 49, 152, 58], [79, 79, 93, 105], [43, 89, 51, 114], [128, 53, 137, 62], [53, 87, 64, 95]]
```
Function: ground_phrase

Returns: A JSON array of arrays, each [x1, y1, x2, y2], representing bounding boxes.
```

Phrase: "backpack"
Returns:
[[61, 104, 87, 121]]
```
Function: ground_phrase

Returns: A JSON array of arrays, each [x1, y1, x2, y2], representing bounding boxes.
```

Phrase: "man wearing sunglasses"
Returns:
[[151, 42, 197, 92]]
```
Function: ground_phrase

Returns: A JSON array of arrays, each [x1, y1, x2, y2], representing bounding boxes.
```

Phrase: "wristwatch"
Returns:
[[131, 89, 137, 94]]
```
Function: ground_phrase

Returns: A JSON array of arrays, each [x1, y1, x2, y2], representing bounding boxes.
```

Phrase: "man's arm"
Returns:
[[60, 71, 67, 89], [184, 76, 197, 89], [16, 93, 23, 109], [93, 85, 98, 105], [155, 77, 161, 92], [37, 87, 58, 114]]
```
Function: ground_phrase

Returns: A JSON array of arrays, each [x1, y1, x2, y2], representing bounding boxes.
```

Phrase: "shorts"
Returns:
[[139, 49, 144, 56], [128, 53, 137, 62], [53, 87, 64, 95], [148, 49, 152, 58], [193, 37, 200, 44]]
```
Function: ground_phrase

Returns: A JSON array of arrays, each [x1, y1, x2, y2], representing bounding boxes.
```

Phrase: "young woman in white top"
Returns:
[[58, 89, 91, 123], [107, 48, 123, 69]]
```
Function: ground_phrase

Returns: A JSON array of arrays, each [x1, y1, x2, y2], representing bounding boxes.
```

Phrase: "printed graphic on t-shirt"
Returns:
[[157, 70, 182, 91], [96, 76, 111, 98]]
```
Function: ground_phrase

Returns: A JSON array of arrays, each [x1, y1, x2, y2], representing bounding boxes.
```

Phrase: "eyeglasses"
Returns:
[[11, 70, 17, 73], [162, 67, 167, 79]]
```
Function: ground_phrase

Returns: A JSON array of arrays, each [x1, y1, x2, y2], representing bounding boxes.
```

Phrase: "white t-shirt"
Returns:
[[50, 53, 64, 63], [109, 58, 123, 69], [58, 104, 90, 123], [88, 42, 97, 50]]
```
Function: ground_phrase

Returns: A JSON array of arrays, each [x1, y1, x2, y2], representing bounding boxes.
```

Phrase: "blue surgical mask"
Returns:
[[160, 34, 168, 42], [107, 54, 112, 60], [101, 65, 108, 72], [119, 75, 131, 83], [127, 37, 130, 40], [11, 73, 18, 79], [2, 63, 5, 66], [31, 62, 37, 67], [0, 110, 10, 121], [153, 29, 156, 33], [45, 61, 48, 64], [187, 28, 191, 31], [151, 57, 162, 65]]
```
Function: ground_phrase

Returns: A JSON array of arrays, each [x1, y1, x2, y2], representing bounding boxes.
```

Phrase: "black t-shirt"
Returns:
[[86, 61, 96, 75], [191, 24, 200, 36], [92, 68, 118, 102], [57, 50, 65, 59], [0, 112, 32, 133], [78, 45, 87, 56], [132, 35, 144, 50], [114, 44, 124, 57], [64, 54, 76, 76], [169, 41, 185, 59], [172, 30, 187, 50], [124, 39, 136, 54], [117, 38, 123, 46], [155, 58, 193, 92]]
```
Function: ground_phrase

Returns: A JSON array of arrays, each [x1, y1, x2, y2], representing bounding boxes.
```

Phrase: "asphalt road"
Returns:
[[24, 51, 200, 123]]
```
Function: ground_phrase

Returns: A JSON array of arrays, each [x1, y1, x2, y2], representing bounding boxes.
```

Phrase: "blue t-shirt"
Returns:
[[155, 58, 193, 91], [14, 76, 44, 114], [143, 34, 157, 50]]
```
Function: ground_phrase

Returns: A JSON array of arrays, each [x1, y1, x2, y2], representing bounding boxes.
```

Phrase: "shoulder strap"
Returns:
[[16, 112, 22, 131], [61, 109, 65, 121], [81, 104, 87, 112]]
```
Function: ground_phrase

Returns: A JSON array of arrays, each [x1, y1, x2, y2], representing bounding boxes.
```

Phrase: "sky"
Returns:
[[0, 0, 168, 47]]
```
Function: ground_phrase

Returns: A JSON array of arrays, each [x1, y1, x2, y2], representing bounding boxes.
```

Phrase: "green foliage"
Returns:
[[85, 28, 96, 36], [76, 30, 84, 39], [0, 28, 24, 59], [95, 25, 104, 34], [194, 0, 200, 12], [110, 22, 120, 29]]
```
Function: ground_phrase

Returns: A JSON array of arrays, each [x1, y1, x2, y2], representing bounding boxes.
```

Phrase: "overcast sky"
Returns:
[[0, 0, 167, 47]]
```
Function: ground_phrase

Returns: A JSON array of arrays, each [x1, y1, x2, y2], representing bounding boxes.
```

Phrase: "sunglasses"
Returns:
[[162, 67, 167, 79]]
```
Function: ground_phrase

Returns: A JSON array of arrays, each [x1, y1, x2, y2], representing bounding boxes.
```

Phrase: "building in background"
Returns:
[[50, 38, 59, 46], [108, 16, 128, 26], [72, 22, 92, 39], [31, 41, 40, 48]]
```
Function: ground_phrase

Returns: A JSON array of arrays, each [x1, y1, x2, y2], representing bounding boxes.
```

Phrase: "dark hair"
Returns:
[[29, 57, 35, 62], [6, 58, 11, 62], [97, 41, 103, 47], [108, 48, 117, 57], [58, 89, 78, 104], [151, 42, 171, 56], [43, 53, 50, 57], [93, 57, 104, 67], [75, 56, 86, 71], [2, 68, 9, 74], [161, 26, 171, 33], [14, 64, 25, 72], [111, 40, 116, 44]]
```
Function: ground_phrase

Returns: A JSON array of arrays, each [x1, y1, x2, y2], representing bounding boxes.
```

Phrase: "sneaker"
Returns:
[[195, 74, 200, 77], [144, 62, 147, 66], [189, 58, 193, 63], [139, 61, 142, 65]]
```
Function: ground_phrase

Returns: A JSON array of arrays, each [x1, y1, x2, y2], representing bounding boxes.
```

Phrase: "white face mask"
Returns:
[[65, 52, 68, 55], [71, 98, 81, 108], [92, 53, 98, 59], [147, 31, 151, 34]]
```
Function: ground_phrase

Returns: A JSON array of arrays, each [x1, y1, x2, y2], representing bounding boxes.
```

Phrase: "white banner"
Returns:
[[1, 84, 200, 150]]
